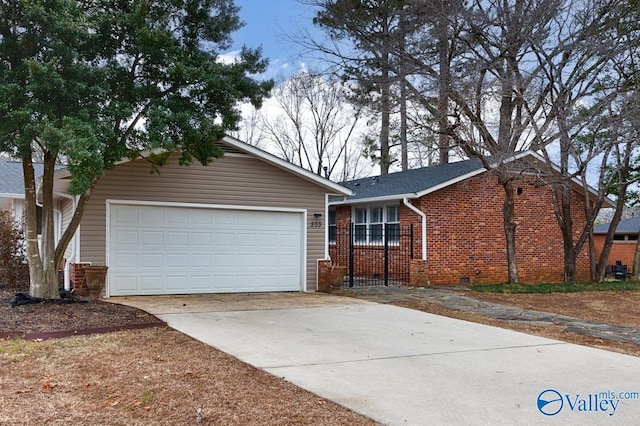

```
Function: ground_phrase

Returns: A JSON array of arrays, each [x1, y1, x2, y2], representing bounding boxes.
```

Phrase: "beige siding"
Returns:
[[78, 153, 329, 291]]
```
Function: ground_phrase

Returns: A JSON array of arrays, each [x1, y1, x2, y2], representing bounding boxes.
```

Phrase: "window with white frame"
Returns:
[[386, 205, 400, 244], [328, 208, 337, 244], [353, 204, 400, 244], [354, 207, 368, 243]]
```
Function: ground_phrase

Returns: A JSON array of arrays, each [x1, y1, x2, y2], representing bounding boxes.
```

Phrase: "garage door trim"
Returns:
[[105, 199, 307, 296]]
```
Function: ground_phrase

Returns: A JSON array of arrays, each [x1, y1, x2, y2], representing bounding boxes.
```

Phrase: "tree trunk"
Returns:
[[588, 230, 597, 282], [400, 78, 408, 171], [437, 13, 450, 165], [23, 151, 100, 298], [596, 191, 626, 282], [41, 151, 60, 295], [379, 55, 391, 175], [502, 180, 519, 283], [22, 155, 53, 298], [563, 245, 577, 284], [560, 180, 577, 283], [633, 236, 640, 281]]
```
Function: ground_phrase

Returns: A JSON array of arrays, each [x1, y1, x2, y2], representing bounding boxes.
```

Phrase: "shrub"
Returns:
[[0, 210, 28, 289]]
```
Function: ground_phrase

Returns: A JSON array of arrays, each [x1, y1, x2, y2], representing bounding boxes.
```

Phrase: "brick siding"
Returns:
[[331, 172, 591, 285], [594, 235, 636, 272], [70, 262, 92, 289]]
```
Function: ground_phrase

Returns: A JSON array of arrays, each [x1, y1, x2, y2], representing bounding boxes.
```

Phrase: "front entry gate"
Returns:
[[331, 223, 413, 287]]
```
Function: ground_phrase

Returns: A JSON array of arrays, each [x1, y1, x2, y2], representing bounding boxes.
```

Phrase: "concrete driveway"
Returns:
[[113, 292, 640, 425]]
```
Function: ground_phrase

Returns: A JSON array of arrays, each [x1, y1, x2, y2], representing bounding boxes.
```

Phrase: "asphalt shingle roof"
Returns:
[[593, 217, 640, 235], [333, 157, 485, 202], [0, 161, 65, 196]]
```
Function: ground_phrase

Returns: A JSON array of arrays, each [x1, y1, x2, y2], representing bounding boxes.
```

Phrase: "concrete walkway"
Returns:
[[333, 286, 640, 346], [113, 291, 640, 425]]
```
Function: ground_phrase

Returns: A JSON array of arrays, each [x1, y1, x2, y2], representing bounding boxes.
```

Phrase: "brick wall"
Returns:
[[328, 205, 352, 268], [331, 172, 592, 285], [594, 235, 636, 272], [70, 262, 92, 289]]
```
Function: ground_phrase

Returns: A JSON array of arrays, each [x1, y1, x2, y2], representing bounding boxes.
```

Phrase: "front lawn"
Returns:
[[469, 281, 640, 294]]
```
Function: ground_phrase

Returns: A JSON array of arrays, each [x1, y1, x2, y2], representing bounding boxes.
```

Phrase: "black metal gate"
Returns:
[[332, 223, 413, 287]]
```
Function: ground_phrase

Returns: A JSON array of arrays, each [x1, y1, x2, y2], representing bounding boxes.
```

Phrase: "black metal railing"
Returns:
[[330, 223, 413, 287]]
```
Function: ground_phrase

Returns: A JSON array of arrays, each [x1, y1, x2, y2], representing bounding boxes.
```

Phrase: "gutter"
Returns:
[[403, 198, 426, 260], [329, 193, 417, 206]]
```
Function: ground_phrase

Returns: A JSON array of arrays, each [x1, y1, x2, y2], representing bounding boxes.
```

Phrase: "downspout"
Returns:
[[55, 192, 79, 292], [325, 194, 330, 260], [403, 198, 426, 260]]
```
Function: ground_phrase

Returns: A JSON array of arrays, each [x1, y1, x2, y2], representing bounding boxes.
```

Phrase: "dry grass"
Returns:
[[3, 286, 639, 425], [0, 328, 379, 425]]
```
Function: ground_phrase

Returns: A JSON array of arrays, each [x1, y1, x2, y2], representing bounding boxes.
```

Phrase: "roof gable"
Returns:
[[332, 157, 485, 203], [330, 151, 614, 207], [50, 136, 352, 197], [220, 136, 351, 195]]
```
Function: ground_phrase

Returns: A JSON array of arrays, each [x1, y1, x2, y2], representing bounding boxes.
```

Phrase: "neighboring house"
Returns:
[[593, 217, 640, 270], [0, 160, 40, 220], [0, 161, 64, 240], [49, 136, 350, 296], [329, 151, 606, 285]]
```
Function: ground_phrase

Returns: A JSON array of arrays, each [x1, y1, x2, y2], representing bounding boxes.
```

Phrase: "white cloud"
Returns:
[[218, 50, 242, 65]]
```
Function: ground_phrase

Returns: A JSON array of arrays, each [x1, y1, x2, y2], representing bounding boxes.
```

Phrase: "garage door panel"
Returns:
[[192, 210, 214, 225], [141, 254, 163, 268], [109, 204, 303, 296], [140, 207, 163, 221], [257, 253, 277, 266], [215, 210, 237, 224], [166, 275, 188, 291], [167, 232, 189, 246], [191, 275, 213, 290], [191, 254, 212, 267], [166, 209, 189, 225], [237, 254, 257, 266], [115, 207, 140, 224], [112, 276, 137, 291], [115, 229, 138, 246], [167, 254, 188, 267], [192, 232, 213, 246], [215, 232, 235, 247], [214, 254, 236, 267], [142, 231, 164, 245], [113, 253, 138, 268], [140, 276, 164, 291], [236, 232, 257, 247]]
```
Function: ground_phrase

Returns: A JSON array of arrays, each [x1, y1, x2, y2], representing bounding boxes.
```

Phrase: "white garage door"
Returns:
[[108, 204, 304, 296]]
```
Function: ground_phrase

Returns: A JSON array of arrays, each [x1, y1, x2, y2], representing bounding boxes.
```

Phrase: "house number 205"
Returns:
[[310, 221, 322, 228]]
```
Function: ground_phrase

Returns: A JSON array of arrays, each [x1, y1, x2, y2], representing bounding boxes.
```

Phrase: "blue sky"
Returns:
[[228, 0, 321, 80]]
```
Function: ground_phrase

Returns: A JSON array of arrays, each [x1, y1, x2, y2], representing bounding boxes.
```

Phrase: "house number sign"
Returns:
[[310, 221, 322, 228]]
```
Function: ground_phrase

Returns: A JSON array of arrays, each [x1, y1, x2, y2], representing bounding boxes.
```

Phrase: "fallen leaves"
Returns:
[[41, 377, 56, 392]]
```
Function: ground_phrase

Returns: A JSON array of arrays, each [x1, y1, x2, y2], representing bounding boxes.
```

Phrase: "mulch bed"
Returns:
[[0, 288, 165, 340]]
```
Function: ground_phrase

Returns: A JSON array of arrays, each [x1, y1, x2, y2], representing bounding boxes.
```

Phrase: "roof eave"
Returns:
[[0, 192, 25, 199], [329, 193, 418, 205], [415, 168, 487, 198]]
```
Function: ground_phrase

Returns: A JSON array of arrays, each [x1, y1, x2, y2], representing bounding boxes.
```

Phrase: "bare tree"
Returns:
[[533, 0, 640, 282], [241, 70, 369, 180]]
